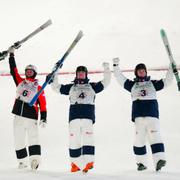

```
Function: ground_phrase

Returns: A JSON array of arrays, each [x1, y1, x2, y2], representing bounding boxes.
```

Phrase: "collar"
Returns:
[[134, 76, 150, 82], [73, 78, 89, 84], [25, 78, 38, 82]]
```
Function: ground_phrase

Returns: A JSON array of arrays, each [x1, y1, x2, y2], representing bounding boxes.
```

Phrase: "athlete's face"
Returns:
[[76, 71, 86, 79], [137, 69, 146, 78], [25, 69, 35, 78]]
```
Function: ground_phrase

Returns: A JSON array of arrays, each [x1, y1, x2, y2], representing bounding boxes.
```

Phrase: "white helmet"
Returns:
[[25, 64, 37, 73], [25, 64, 38, 78]]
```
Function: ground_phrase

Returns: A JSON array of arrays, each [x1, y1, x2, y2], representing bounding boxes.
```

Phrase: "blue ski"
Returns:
[[29, 30, 83, 106]]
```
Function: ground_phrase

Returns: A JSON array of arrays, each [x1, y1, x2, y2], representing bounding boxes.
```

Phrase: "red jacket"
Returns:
[[9, 54, 47, 120]]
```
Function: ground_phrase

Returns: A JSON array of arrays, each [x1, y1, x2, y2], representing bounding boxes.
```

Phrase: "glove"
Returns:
[[39, 119, 47, 128], [52, 62, 62, 71], [0, 51, 8, 61], [46, 73, 55, 84], [102, 62, 110, 70], [8, 46, 15, 54], [113, 57, 120, 66]]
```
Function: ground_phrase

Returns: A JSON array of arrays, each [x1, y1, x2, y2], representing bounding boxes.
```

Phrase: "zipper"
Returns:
[[20, 101, 24, 116]]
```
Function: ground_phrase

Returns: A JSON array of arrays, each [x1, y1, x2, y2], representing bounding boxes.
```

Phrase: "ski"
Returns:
[[0, 19, 52, 61], [160, 29, 180, 91], [29, 30, 83, 106]]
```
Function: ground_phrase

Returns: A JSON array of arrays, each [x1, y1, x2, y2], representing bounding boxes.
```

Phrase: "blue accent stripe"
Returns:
[[124, 79, 135, 92], [90, 82, 104, 93], [69, 104, 95, 123], [151, 143, 165, 154], [69, 148, 81, 158], [82, 146, 95, 155], [28, 145, 41, 156], [132, 99, 159, 122], [16, 147, 28, 159], [152, 80, 164, 91], [133, 146, 147, 155]]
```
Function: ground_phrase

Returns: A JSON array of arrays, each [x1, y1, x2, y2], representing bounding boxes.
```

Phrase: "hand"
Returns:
[[46, 73, 54, 84], [0, 51, 8, 61], [102, 62, 110, 70], [8, 46, 15, 54], [113, 57, 120, 66], [39, 119, 47, 128], [52, 63, 62, 72]]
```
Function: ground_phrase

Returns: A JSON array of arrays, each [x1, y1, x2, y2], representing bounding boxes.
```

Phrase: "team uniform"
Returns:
[[113, 60, 173, 171], [9, 53, 47, 169], [50, 64, 111, 172]]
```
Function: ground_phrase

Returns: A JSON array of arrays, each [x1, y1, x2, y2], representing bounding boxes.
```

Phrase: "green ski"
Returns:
[[160, 29, 180, 91]]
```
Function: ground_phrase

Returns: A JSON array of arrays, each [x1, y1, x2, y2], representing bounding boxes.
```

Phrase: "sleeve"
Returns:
[[9, 53, 23, 86], [37, 86, 47, 120], [151, 80, 164, 91], [90, 82, 104, 93], [152, 64, 173, 91], [162, 64, 174, 88], [51, 72, 73, 95], [113, 65, 134, 92], [100, 67, 111, 89], [124, 79, 135, 92]]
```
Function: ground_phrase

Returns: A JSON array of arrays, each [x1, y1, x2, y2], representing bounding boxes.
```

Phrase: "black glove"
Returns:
[[0, 51, 8, 61], [39, 119, 47, 128], [46, 73, 55, 84]]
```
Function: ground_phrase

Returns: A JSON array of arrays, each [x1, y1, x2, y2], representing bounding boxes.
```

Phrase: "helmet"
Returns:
[[25, 64, 37, 73], [134, 63, 147, 77], [76, 66, 88, 77], [25, 64, 37, 78], [76, 66, 88, 73]]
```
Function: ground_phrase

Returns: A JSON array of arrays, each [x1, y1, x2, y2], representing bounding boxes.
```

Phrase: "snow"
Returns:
[[0, 0, 180, 179]]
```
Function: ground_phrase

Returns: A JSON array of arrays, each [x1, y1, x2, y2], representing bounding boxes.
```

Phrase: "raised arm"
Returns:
[[101, 62, 111, 89], [113, 58, 128, 87], [51, 71, 61, 93], [113, 58, 134, 92], [48, 70, 72, 95], [8, 47, 23, 86], [163, 64, 174, 88]]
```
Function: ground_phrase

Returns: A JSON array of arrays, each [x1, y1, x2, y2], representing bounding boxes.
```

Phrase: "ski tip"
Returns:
[[47, 19, 52, 25], [78, 30, 84, 37], [76, 30, 83, 41], [160, 29, 166, 37]]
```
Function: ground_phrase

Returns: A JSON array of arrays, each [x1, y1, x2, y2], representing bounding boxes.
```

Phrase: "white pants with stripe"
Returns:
[[13, 115, 41, 165], [69, 119, 94, 168], [134, 117, 165, 167]]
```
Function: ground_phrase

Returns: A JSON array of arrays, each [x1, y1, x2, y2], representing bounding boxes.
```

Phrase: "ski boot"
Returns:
[[31, 159, 39, 171], [71, 163, 80, 172], [156, 160, 166, 171], [82, 162, 94, 173], [18, 162, 28, 169], [137, 163, 147, 171]]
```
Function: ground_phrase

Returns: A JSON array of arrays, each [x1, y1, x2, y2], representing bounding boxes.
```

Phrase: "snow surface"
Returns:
[[0, 0, 180, 179]]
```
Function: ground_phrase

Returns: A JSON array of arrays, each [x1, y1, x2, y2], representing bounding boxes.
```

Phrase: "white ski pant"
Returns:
[[13, 115, 41, 164], [69, 119, 94, 168], [133, 117, 165, 167]]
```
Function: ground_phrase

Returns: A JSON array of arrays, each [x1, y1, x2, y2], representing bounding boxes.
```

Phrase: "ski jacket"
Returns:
[[9, 54, 47, 120], [51, 68, 111, 123], [113, 65, 173, 122]]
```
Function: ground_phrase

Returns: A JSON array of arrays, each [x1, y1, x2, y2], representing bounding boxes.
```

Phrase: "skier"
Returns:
[[8, 46, 47, 170], [112, 58, 173, 171], [47, 62, 111, 173]]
